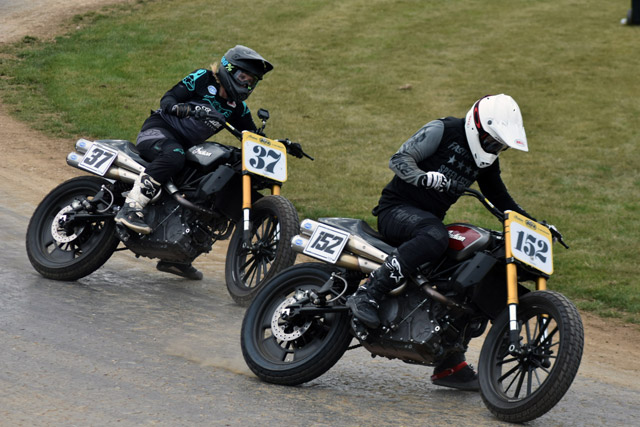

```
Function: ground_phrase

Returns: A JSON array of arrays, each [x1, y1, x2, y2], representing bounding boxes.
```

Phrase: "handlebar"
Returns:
[[186, 108, 313, 160], [450, 179, 569, 249], [277, 139, 314, 161]]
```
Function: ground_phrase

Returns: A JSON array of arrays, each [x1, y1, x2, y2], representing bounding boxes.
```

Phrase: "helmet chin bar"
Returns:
[[218, 63, 250, 102]]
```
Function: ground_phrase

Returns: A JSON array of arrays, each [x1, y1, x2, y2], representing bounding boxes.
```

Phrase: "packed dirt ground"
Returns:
[[1, 0, 639, 392]]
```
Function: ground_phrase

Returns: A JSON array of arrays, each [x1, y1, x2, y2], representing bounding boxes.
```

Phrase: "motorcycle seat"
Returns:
[[95, 139, 150, 168], [318, 217, 396, 254]]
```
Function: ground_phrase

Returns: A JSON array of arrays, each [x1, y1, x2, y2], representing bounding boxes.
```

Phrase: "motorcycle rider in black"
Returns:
[[114, 45, 273, 280], [347, 94, 532, 391]]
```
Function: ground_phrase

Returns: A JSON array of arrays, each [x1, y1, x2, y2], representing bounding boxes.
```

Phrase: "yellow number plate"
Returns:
[[242, 132, 287, 183], [506, 211, 554, 275]]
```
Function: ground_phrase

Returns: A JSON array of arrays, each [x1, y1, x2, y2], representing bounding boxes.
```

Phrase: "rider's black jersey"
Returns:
[[141, 68, 257, 147], [376, 117, 530, 220]]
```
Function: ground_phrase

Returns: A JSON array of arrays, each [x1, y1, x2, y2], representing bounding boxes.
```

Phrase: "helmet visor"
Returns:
[[233, 69, 259, 91], [480, 134, 509, 155]]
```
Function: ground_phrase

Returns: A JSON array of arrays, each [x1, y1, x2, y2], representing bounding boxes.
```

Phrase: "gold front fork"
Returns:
[[241, 174, 282, 245], [242, 174, 252, 245], [504, 214, 521, 352], [504, 217, 519, 305], [536, 276, 547, 291]]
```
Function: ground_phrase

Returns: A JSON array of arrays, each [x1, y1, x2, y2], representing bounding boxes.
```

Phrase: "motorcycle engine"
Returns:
[[359, 286, 451, 366], [116, 196, 215, 263]]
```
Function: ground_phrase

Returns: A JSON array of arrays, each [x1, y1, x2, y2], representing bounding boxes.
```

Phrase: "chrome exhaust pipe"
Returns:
[[75, 138, 145, 175], [66, 152, 137, 183], [291, 235, 382, 273], [299, 219, 389, 264]]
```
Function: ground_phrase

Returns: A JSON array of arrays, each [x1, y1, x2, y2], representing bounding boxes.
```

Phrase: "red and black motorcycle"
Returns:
[[241, 184, 583, 422]]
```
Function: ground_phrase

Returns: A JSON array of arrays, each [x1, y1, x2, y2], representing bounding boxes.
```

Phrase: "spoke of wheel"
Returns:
[[260, 312, 276, 331], [514, 365, 526, 398], [497, 356, 519, 366], [51, 244, 76, 261], [261, 335, 289, 362], [536, 323, 559, 348], [293, 339, 320, 361], [499, 362, 521, 383], [503, 365, 522, 396], [244, 258, 259, 287], [255, 216, 273, 243], [253, 257, 265, 285], [262, 216, 276, 239], [259, 256, 269, 278], [525, 319, 534, 345], [532, 364, 544, 386], [527, 365, 534, 396]]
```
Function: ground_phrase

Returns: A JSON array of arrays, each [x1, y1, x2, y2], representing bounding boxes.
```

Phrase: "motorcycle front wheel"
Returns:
[[225, 195, 299, 306], [241, 263, 353, 385], [478, 290, 584, 423], [26, 176, 121, 281]]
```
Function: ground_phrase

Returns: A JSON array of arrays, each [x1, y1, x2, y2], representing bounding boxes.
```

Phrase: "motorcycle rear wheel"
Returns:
[[478, 290, 584, 423], [26, 176, 120, 281], [225, 195, 299, 306], [241, 263, 352, 385]]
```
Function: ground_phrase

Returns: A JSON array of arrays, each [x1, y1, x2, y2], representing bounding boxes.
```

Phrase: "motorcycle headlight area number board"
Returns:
[[78, 143, 118, 176], [302, 223, 350, 264], [506, 211, 554, 275], [242, 132, 287, 183]]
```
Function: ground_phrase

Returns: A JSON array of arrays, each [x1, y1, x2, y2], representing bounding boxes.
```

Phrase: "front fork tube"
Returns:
[[505, 255, 549, 354], [505, 261, 521, 353], [241, 173, 281, 247]]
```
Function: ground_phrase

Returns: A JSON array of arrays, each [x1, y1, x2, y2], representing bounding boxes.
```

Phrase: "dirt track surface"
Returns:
[[1, 1, 640, 425]]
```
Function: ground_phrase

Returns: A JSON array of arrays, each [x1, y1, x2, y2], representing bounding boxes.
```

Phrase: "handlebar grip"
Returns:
[[445, 179, 466, 194]]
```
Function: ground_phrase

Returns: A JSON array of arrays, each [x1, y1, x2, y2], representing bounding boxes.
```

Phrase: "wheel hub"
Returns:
[[51, 205, 83, 244], [271, 296, 312, 341]]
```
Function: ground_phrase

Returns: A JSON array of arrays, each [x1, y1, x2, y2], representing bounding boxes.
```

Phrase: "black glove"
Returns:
[[171, 103, 191, 118], [542, 221, 569, 248], [286, 141, 304, 159]]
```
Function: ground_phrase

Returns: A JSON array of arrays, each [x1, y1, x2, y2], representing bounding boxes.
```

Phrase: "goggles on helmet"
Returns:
[[222, 56, 260, 91], [232, 69, 259, 91]]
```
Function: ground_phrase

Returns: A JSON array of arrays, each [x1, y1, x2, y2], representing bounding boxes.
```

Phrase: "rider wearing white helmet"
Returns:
[[347, 94, 534, 392], [465, 94, 529, 168]]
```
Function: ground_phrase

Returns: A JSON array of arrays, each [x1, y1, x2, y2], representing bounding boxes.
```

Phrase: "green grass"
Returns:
[[1, 0, 639, 323]]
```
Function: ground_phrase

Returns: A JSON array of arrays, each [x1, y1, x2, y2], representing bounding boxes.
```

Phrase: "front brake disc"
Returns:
[[50, 205, 83, 243], [271, 296, 312, 341]]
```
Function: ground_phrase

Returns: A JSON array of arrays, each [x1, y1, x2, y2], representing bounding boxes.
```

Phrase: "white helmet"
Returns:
[[464, 94, 528, 168]]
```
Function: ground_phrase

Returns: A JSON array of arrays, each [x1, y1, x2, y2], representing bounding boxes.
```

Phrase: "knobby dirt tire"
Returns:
[[225, 195, 299, 306], [26, 176, 120, 281], [241, 263, 353, 385], [478, 290, 584, 423]]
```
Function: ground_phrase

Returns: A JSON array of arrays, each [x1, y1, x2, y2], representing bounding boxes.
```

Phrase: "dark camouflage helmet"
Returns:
[[218, 45, 273, 102]]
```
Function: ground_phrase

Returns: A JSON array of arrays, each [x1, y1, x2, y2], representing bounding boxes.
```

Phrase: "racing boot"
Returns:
[[114, 173, 160, 234], [431, 352, 479, 391], [346, 251, 407, 329], [156, 261, 203, 280]]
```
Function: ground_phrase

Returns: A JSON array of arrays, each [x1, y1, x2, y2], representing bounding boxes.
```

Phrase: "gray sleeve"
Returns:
[[388, 120, 444, 186]]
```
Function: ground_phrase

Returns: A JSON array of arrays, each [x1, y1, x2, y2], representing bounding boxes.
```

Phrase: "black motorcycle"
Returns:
[[26, 108, 312, 305], [241, 185, 583, 422]]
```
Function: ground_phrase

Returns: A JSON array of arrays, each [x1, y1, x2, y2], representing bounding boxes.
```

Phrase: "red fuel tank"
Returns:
[[445, 223, 492, 261]]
